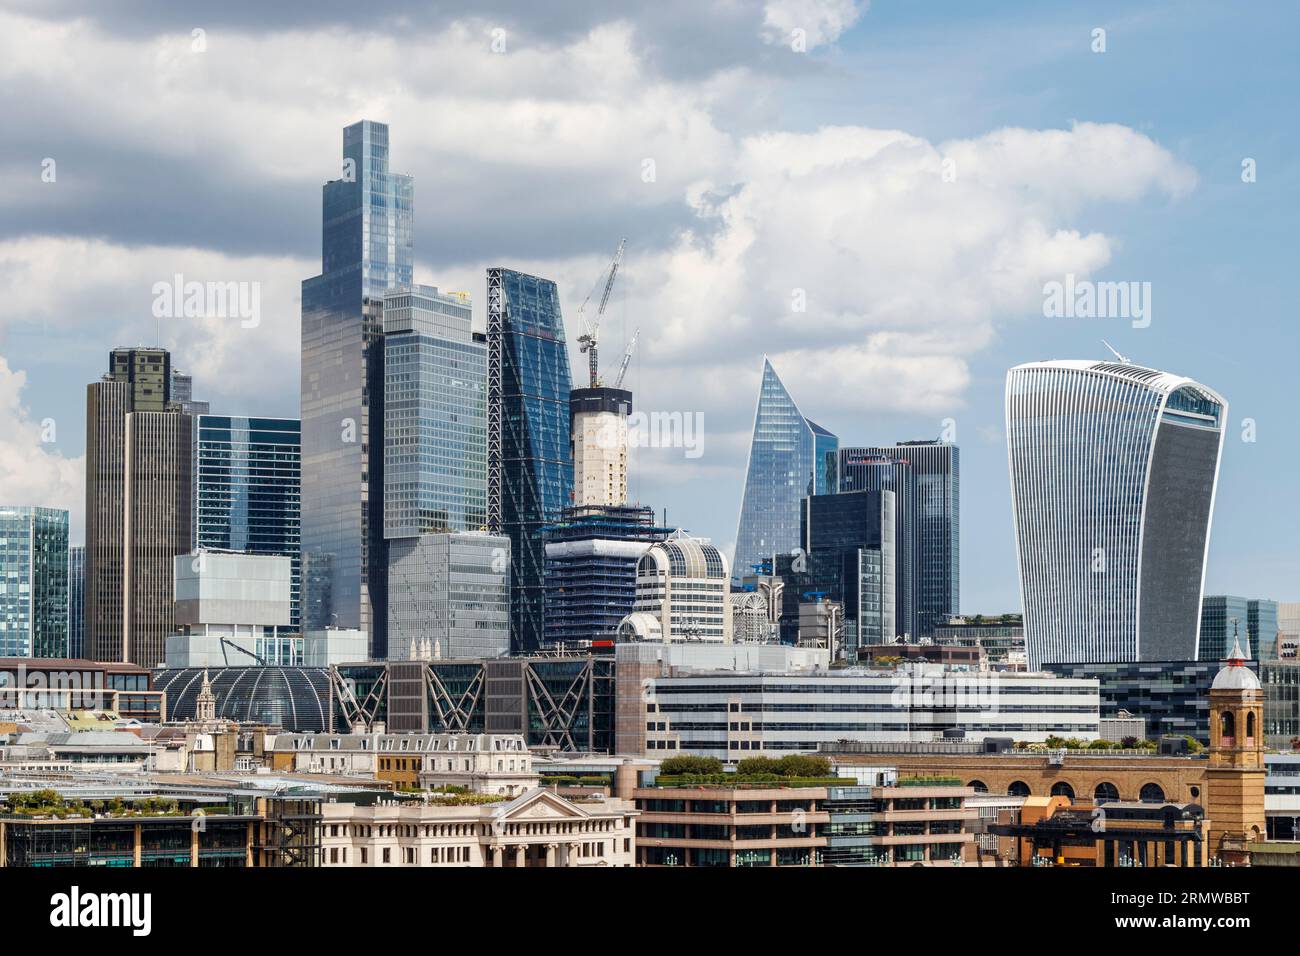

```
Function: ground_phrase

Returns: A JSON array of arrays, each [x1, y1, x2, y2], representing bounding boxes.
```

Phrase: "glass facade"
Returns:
[[778, 490, 896, 652], [838, 451, 916, 640], [387, 532, 511, 660], [195, 416, 302, 628], [1006, 361, 1226, 669], [153, 666, 333, 733], [734, 357, 838, 583], [67, 545, 85, 659], [1043, 658, 1248, 743], [301, 120, 413, 657], [486, 268, 574, 654], [838, 440, 958, 639], [0, 507, 69, 658], [383, 286, 485, 537], [543, 505, 671, 644], [1201, 595, 1278, 662]]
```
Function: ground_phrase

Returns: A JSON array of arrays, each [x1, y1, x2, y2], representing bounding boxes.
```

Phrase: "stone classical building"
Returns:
[[319, 787, 637, 867]]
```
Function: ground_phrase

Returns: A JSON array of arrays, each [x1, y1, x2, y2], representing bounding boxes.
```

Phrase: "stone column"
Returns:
[[568, 842, 580, 866], [545, 843, 557, 867], [515, 844, 526, 868]]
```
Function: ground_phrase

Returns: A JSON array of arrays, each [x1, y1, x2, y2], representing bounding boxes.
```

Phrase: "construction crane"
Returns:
[[576, 239, 625, 388], [612, 328, 639, 389]]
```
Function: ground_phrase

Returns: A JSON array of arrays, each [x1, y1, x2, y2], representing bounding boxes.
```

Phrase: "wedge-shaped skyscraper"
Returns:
[[1006, 360, 1227, 669], [734, 357, 837, 582]]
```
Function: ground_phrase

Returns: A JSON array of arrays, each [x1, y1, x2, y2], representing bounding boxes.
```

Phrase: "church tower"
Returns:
[[1205, 636, 1266, 864]]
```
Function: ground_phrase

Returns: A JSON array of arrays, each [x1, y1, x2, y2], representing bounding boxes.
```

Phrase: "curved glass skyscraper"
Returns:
[[1006, 360, 1227, 669], [733, 357, 837, 582]]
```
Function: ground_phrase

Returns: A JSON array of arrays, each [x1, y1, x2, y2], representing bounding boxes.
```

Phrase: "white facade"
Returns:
[[629, 533, 732, 643], [269, 731, 536, 794], [635, 665, 1100, 759], [174, 551, 292, 627], [573, 410, 628, 507], [303, 628, 368, 666], [319, 788, 637, 868]]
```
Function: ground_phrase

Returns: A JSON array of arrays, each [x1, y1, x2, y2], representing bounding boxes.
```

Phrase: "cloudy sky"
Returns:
[[1, 0, 1296, 612]]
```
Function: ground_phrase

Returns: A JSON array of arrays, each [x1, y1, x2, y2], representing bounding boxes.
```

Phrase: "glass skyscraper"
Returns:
[[383, 286, 486, 537], [68, 545, 85, 658], [838, 440, 958, 639], [0, 507, 69, 658], [301, 119, 413, 657], [486, 268, 574, 654], [1200, 596, 1277, 662], [194, 415, 303, 628], [1006, 360, 1227, 669], [543, 504, 672, 644], [838, 450, 917, 641], [733, 357, 838, 582]]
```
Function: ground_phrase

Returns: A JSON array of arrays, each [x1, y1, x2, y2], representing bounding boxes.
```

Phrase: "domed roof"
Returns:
[[616, 612, 663, 641], [1211, 637, 1261, 691]]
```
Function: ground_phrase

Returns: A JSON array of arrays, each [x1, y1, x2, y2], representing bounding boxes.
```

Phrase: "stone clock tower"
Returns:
[[1205, 637, 1266, 864]]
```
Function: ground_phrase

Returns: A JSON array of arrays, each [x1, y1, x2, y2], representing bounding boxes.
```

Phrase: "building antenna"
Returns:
[[1102, 339, 1130, 364]]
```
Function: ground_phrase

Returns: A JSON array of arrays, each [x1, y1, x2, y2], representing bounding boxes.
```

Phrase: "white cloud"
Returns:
[[761, 0, 867, 49], [0, 356, 84, 542]]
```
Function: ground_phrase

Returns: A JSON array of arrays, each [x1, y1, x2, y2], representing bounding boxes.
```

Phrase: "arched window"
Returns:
[[1094, 782, 1120, 804], [1220, 710, 1236, 739], [1007, 781, 1031, 797], [966, 780, 988, 793], [1050, 782, 1075, 801], [1247, 712, 1257, 739], [1140, 783, 1165, 803]]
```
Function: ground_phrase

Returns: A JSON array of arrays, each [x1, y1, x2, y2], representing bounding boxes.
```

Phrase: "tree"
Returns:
[[658, 755, 722, 777]]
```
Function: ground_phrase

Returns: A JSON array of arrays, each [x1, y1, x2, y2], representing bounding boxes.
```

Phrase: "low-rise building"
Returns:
[[269, 730, 536, 795], [319, 787, 637, 867]]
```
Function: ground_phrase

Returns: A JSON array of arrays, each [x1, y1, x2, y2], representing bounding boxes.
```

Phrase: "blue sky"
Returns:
[[0, 0, 1295, 612]]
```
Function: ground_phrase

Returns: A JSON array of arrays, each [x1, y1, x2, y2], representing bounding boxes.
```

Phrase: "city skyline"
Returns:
[[1, 1, 1296, 616]]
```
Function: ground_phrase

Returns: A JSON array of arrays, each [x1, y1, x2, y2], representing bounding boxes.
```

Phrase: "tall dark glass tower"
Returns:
[[486, 268, 574, 654], [194, 415, 303, 628], [838, 440, 958, 639], [301, 120, 413, 658], [734, 357, 837, 583], [838, 450, 917, 641]]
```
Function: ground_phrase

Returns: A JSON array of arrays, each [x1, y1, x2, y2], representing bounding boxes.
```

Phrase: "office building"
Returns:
[[570, 386, 633, 508], [623, 533, 731, 643], [1278, 603, 1300, 658], [334, 650, 617, 751], [0, 507, 69, 658], [617, 646, 1098, 758], [170, 368, 209, 416], [838, 449, 918, 640], [67, 545, 85, 659], [194, 415, 302, 628], [543, 504, 670, 644], [486, 267, 574, 653], [1262, 659, 1300, 749], [734, 357, 837, 583], [933, 615, 1025, 669], [1200, 595, 1278, 663], [301, 119, 413, 657], [165, 551, 297, 667], [86, 347, 192, 668], [1042, 658, 1250, 743], [387, 532, 511, 661], [319, 788, 637, 868], [383, 285, 485, 537], [776, 489, 896, 654], [838, 441, 957, 639], [1006, 360, 1227, 668]]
